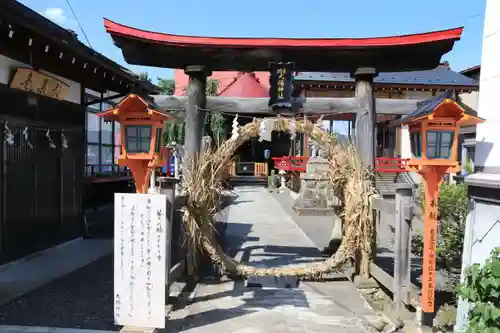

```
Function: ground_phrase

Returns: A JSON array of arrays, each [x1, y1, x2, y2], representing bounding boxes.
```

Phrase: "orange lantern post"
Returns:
[[97, 94, 174, 193], [394, 92, 484, 324]]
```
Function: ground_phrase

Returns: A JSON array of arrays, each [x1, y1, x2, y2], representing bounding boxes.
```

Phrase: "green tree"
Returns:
[[457, 247, 500, 333], [412, 183, 468, 268], [204, 79, 226, 145], [158, 77, 227, 146], [138, 72, 152, 82], [157, 77, 175, 95]]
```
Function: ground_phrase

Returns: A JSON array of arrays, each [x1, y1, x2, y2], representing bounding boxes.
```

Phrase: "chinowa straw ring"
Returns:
[[181, 117, 376, 279]]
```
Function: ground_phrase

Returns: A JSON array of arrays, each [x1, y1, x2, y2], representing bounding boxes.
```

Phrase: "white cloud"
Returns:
[[41, 7, 67, 25]]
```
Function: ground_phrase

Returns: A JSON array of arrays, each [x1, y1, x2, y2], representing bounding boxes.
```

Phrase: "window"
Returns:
[[125, 125, 152, 153], [155, 127, 163, 153], [426, 130, 454, 159], [84, 92, 123, 177], [87, 112, 100, 144], [410, 131, 421, 158], [101, 118, 113, 145]]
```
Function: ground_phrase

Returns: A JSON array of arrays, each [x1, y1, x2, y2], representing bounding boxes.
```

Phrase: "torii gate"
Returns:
[[103, 18, 464, 175]]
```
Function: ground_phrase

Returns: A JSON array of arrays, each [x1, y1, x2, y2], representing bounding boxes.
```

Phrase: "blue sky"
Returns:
[[20, 0, 485, 83]]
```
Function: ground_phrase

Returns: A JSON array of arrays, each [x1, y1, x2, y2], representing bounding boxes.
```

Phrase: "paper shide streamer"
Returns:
[[289, 118, 296, 141], [231, 114, 239, 139], [3, 122, 14, 146], [61, 132, 68, 149], [46, 129, 56, 148], [22, 126, 33, 149]]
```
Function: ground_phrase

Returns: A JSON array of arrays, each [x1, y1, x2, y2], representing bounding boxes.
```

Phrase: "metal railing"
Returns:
[[375, 157, 410, 173], [84, 164, 130, 178]]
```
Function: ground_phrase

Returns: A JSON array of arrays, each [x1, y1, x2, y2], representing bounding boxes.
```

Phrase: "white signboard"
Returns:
[[114, 193, 168, 328]]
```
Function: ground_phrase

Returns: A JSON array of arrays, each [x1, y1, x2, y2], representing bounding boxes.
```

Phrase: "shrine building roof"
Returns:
[[393, 90, 484, 126], [104, 19, 464, 72], [294, 66, 478, 91]]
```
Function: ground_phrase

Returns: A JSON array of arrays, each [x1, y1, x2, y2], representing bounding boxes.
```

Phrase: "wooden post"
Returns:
[[353, 67, 377, 277], [394, 183, 414, 314], [183, 65, 211, 175], [353, 67, 377, 169], [183, 65, 211, 280]]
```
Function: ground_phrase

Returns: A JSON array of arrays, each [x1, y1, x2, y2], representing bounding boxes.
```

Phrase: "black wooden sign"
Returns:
[[268, 62, 294, 108]]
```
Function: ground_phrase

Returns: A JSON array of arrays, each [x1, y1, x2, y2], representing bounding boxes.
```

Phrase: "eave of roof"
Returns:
[[0, 1, 156, 94], [295, 66, 478, 89], [104, 19, 462, 48], [460, 65, 480, 76], [98, 93, 172, 121], [104, 19, 463, 72], [393, 91, 484, 126]]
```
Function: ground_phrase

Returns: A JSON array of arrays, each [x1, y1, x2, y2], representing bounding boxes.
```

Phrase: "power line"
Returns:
[[64, 0, 93, 49], [426, 12, 483, 32]]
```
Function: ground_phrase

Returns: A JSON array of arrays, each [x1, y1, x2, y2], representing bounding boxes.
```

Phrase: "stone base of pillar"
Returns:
[[352, 275, 379, 289]]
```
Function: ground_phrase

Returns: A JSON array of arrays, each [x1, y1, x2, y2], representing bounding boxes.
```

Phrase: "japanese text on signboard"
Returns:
[[424, 198, 438, 311], [268, 62, 294, 108], [114, 193, 168, 329], [10, 68, 69, 100]]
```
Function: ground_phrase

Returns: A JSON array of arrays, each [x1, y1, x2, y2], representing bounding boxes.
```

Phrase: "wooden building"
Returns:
[[0, 1, 155, 263]]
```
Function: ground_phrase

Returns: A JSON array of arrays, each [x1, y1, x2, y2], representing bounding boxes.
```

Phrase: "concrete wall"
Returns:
[[0, 54, 81, 104]]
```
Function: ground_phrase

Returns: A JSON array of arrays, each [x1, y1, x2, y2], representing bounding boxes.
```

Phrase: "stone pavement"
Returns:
[[167, 186, 387, 333]]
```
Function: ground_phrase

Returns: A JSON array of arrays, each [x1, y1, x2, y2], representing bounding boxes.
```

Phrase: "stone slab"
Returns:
[[292, 206, 336, 216]]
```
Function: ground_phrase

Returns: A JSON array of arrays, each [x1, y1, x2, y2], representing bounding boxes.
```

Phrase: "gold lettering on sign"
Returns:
[[10, 68, 69, 100], [277, 68, 286, 100]]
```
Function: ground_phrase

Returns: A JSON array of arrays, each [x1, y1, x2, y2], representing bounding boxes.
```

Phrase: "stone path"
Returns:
[[168, 186, 385, 333]]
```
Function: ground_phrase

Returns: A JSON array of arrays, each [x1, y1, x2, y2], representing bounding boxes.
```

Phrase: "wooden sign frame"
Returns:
[[10, 68, 70, 100]]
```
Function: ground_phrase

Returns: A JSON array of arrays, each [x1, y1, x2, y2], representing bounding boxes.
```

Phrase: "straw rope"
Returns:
[[182, 117, 376, 279]]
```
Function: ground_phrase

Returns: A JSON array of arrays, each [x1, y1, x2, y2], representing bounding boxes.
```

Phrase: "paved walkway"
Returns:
[[168, 186, 384, 333]]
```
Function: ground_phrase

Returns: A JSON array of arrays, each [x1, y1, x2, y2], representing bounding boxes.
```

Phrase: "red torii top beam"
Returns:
[[103, 18, 463, 72]]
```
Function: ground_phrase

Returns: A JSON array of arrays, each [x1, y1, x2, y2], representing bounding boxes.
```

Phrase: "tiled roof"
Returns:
[[460, 65, 480, 76], [295, 66, 478, 88]]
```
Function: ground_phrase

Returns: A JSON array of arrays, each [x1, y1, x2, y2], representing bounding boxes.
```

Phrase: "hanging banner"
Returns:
[[10, 68, 69, 100], [268, 62, 294, 109]]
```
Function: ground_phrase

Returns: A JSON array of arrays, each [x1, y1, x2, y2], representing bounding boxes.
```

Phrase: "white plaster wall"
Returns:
[[0, 54, 81, 104], [474, 0, 500, 169], [399, 125, 411, 159], [455, 1, 500, 330]]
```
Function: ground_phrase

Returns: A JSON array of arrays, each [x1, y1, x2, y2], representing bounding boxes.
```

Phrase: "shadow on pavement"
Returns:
[[167, 282, 310, 332]]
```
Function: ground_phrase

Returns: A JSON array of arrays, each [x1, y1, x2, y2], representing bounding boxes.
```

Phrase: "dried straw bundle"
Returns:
[[182, 117, 376, 279]]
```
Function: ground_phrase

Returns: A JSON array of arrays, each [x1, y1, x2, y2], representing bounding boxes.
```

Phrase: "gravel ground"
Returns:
[[0, 254, 119, 331]]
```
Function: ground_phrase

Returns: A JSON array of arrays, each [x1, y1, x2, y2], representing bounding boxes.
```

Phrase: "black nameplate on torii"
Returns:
[[269, 62, 295, 109]]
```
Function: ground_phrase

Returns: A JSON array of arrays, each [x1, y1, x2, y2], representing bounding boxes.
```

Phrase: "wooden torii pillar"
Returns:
[[183, 65, 212, 178], [353, 67, 377, 170], [352, 67, 378, 285], [182, 65, 211, 280]]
